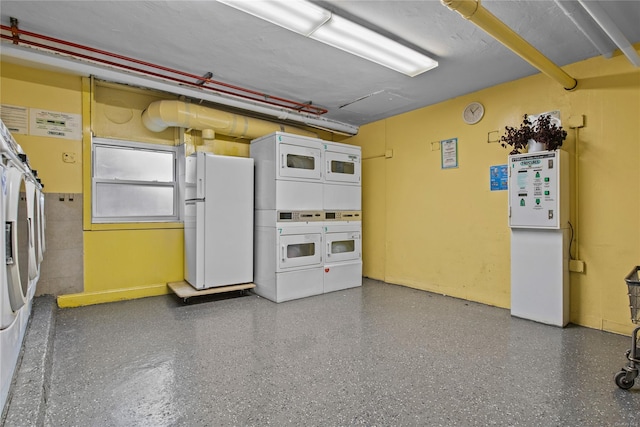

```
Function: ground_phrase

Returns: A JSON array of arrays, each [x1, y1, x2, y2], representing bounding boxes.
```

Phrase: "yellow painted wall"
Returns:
[[348, 48, 640, 334], [82, 81, 184, 302], [83, 229, 183, 293], [347, 121, 387, 280], [0, 62, 82, 193]]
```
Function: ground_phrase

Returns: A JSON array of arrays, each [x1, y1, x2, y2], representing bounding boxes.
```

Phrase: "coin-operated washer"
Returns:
[[0, 138, 33, 412], [508, 150, 570, 326]]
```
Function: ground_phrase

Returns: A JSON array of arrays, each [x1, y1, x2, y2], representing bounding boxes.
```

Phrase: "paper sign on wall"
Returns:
[[29, 108, 82, 140], [440, 138, 458, 169], [490, 165, 508, 191], [0, 104, 29, 135]]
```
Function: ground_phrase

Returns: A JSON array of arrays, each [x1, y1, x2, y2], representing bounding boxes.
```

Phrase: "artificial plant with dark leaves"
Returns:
[[500, 113, 567, 154]]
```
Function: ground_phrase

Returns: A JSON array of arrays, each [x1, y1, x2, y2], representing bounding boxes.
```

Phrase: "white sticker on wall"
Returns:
[[29, 108, 82, 140], [1, 104, 29, 134]]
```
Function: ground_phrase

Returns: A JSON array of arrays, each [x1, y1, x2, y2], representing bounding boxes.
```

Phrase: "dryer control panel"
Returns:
[[277, 210, 324, 222]]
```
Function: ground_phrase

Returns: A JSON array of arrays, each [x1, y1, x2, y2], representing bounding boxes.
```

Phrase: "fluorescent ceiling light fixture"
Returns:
[[218, 0, 331, 36], [218, 0, 438, 77]]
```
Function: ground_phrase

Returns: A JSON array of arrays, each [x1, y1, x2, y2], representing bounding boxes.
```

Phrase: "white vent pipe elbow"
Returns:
[[142, 100, 317, 138]]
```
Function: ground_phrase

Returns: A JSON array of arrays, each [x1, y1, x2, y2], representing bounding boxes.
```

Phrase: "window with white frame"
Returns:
[[92, 138, 180, 223]]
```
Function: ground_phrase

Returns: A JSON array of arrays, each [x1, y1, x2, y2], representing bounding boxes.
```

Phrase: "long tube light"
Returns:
[[217, 0, 438, 77]]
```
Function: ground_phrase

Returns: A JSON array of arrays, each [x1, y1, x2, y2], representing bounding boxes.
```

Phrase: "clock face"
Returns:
[[463, 102, 484, 124]]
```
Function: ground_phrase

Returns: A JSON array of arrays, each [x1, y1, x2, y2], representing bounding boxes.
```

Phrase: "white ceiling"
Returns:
[[1, 1, 639, 129]]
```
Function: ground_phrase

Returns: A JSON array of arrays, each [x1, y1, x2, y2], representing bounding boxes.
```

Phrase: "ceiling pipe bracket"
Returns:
[[10, 17, 20, 44]]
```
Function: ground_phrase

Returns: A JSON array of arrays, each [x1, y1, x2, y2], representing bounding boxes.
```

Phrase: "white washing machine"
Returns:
[[34, 179, 45, 276], [38, 183, 46, 257], [322, 141, 361, 211], [323, 212, 362, 293], [0, 123, 34, 413], [251, 132, 323, 211], [254, 210, 324, 302], [24, 178, 39, 301]]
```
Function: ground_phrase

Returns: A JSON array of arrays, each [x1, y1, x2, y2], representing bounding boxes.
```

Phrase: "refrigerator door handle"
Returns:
[[197, 177, 204, 198]]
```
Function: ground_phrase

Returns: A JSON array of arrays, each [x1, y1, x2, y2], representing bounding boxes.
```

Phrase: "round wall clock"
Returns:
[[463, 102, 484, 125]]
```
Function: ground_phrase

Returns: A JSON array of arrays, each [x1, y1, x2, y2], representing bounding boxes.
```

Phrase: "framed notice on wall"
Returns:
[[441, 138, 458, 169]]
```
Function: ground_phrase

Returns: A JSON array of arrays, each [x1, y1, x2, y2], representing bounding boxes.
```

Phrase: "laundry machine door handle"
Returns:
[[281, 245, 285, 262]]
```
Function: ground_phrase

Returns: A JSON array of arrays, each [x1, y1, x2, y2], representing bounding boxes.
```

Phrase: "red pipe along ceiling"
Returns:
[[0, 23, 328, 116]]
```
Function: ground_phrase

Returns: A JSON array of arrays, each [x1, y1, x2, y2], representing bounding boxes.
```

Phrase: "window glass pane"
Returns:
[[95, 146, 174, 181], [287, 154, 315, 170], [287, 242, 315, 258], [331, 240, 355, 254], [330, 160, 355, 174], [95, 183, 174, 217]]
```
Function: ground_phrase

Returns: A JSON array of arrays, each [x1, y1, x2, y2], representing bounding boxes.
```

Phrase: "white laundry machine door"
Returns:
[[25, 179, 38, 284], [323, 142, 361, 210], [324, 225, 361, 264], [5, 166, 29, 313], [38, 189, 46, 256], [0, 163, 15, 330], [276, 225, 323, 271], [276, 138, 322, 181], [324, 144, 361, 185], [323, 222, 363, 293], [34, 187, 44, 266]]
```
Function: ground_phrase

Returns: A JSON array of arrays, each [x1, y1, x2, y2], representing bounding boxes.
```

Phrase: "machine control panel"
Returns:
[[277, 210, 324, 222], [508, 150, 568, 229], [324, 211, 361, 221]]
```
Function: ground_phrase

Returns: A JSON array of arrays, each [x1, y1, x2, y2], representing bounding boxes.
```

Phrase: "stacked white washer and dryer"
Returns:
[[0, 119, 45, 413], [251, 132, 362, 302]]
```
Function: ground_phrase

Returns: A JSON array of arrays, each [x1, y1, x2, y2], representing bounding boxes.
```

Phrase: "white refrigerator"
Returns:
[[184, 153, 254, 290]]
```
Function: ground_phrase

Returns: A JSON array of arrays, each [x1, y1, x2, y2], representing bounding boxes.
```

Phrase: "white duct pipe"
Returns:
[[577, 0, 640, 67], [554, 0, 614, 59], [142, 100, 317, 139], [1, 44, 360, 136]]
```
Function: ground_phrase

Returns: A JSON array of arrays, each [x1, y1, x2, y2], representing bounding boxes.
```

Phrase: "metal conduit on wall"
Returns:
[[142, 100, 318, 139], [441, 0, 578, 90]]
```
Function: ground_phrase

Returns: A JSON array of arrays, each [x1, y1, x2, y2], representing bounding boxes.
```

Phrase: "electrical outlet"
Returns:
[[385, 149, 394, 158], [62, 152, 76, 163]]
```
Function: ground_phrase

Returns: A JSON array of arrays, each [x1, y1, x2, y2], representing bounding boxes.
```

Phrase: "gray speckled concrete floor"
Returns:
[[44, 279, 638, 427]]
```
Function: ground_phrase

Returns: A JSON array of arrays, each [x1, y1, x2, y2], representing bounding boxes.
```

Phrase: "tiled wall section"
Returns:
[[36, 193, 83, 296]]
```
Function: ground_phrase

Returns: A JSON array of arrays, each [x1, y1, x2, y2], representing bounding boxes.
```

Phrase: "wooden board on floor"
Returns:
[[168, 281, 255, 300]]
